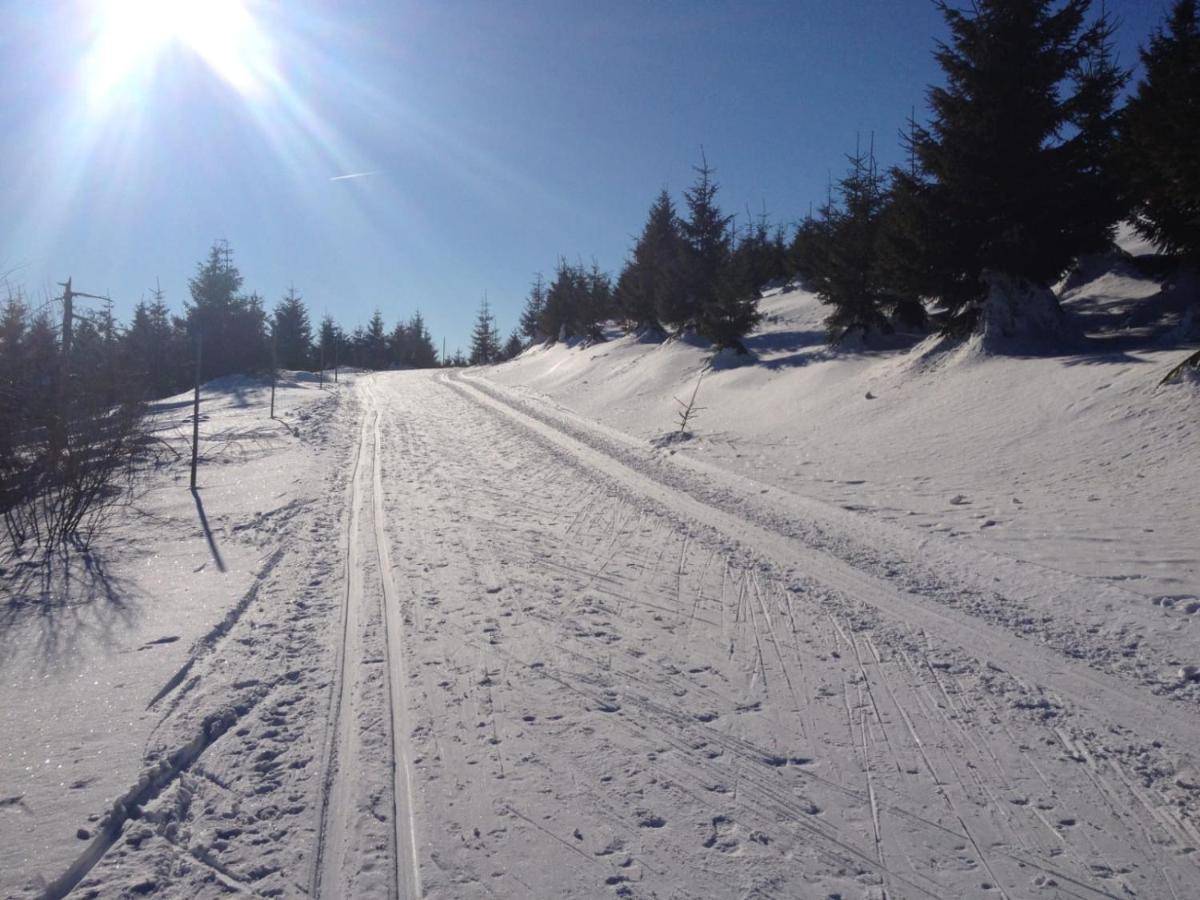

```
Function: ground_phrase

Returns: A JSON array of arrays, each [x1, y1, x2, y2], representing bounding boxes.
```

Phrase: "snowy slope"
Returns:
[[487, 270, 1199, 604], [2, 256, 1198, 900]]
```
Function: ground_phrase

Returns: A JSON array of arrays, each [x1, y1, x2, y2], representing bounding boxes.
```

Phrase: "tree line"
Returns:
[[508, 151, 775, 357], [505, 0, 1199, 354]]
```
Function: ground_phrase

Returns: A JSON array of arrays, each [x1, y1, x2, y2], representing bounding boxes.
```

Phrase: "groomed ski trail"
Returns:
[[313, 380, 420, 899]]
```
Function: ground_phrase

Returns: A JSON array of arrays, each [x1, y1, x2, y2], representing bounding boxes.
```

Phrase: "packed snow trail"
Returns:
[[45, 369, 1200, 899], [313, 380, 420, 899], [376, 370, 1197, 898]]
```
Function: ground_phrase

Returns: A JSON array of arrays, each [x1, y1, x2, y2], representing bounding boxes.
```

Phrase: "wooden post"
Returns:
[[270, 332, 277, 420], [319, 340, 325, 390], [52, 278, 74, 457], [190, 332, 201, 490]]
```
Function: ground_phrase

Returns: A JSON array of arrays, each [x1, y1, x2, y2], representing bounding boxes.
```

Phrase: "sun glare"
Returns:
[[85, 0, 268, 106]]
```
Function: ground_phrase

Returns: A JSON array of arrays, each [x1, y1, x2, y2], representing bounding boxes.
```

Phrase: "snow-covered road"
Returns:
[[28, 370, 1200, 899]]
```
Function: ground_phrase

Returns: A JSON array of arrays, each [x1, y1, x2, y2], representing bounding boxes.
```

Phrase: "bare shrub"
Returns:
[[1, 401, 146, 553]]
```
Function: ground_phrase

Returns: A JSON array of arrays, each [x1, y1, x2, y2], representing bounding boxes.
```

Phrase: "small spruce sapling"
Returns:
[[675, 373, 706, 436]]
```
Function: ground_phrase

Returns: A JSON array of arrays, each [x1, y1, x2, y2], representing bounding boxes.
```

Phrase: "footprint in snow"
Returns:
[[635, 811, 666, 828]]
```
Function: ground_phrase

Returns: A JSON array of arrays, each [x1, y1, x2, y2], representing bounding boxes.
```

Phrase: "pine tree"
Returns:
[[1064, 7, 1129, 257], [878, 109, 939, 326], [502, 329, 524, 360], [0, 292, 29, 472], [616, 189, 685, 334], [790, 206, 833, 286], [389, 319, 413, 367], [407, 311, 439, 368], [808, 139, 894, 341], [347, 325, 367, 368], [539, 260, 585, 341], [1122, 0, 1200, 262], [677, 151, 734, 332], [519, 274, 547, 341], [272, 286, 313, 370], [904, 0, 1122, 334], [186, 240, 269, 377], [125, 285, 182, 397], [364, 309, 389, 370], [697, 221, 763, 353], [318, 315, 345, 371], [582, 262, 613, 342], [469, 296, 500, 365], [729, 207, 788, 296]]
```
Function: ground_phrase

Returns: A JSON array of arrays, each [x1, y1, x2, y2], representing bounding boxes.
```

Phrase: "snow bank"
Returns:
[[485, 266, 1199, 603]]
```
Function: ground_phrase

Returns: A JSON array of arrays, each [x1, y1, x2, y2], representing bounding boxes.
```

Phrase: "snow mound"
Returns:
[[901, 273, 1079, 374]]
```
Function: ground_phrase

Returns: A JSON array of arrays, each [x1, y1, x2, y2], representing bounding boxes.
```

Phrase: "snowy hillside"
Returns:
[[2, 258, 1199, 900], [488, 265, 1199, 604]]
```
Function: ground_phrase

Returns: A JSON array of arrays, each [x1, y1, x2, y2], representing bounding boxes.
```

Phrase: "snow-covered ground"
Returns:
[[1, 372, 356, 897], [489, 268, 1199, 605], [2, 256, 1199, 899]]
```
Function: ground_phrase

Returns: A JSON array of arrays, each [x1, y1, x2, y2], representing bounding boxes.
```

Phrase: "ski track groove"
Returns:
[[313, 379, 419, 899], [68, 369, 1193, 899], [439, 372, 1200, 900]]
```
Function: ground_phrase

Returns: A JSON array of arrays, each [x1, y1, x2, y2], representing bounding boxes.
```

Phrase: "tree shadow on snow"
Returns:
[[0, 544, 141, 674], [748, 328, 927, 370]]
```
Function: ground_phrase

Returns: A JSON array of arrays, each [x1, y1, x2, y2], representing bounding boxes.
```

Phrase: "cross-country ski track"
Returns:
[[32, 369, 1200, 900]]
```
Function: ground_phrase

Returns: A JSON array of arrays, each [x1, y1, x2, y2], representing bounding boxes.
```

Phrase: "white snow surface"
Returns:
[[490, 281, 1199, 604], [1, 266, 1199, 899]]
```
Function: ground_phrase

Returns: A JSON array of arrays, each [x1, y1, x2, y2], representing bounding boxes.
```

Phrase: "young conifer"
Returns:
[[1122, 0, 1200, 262]]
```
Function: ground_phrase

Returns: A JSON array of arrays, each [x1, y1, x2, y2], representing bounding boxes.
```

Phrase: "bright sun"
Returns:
[[85, 0, 267, 106]]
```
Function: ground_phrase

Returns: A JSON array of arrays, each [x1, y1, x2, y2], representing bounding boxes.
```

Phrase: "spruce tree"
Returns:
[[616, 189, 685, 334], [678, 151, 733, 332], [809, 140, 894, 341], [389, 319, 414, 367], [790, 207, 833, 286], [519, 274, 547, 341], [1064, 7, 1128, 257], [696, 219, 762, 353], [347, 325, 367, 368], [407, 311, 439, 368], [1122, 0, 1200, 262], [272, 286, 313, 370], [364, 309, 389, 370], [729, 208, 788, 295], [318, 315, 345, 371], [539, 260, 586, 341], [125, 284, 182, 396], [502, 329, 524, 361], [0, 292, 28, 472], [186, 241, 269, 377], [186, 240, 244, 378], [582, 262, 613, 342], [905, 0, 1122, 334], [469, 296, 500, 365]]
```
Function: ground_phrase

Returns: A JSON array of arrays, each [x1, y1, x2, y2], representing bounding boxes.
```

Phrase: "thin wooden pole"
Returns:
[[52, 278, 74, 458], [190, 333, 201, 490]]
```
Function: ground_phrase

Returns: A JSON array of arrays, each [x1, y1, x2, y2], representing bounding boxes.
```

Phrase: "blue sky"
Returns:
[[0, 0, 1168, 356]]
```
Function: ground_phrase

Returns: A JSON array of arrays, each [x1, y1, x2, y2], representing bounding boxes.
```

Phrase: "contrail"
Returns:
[[330, 170, 380, 182]]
